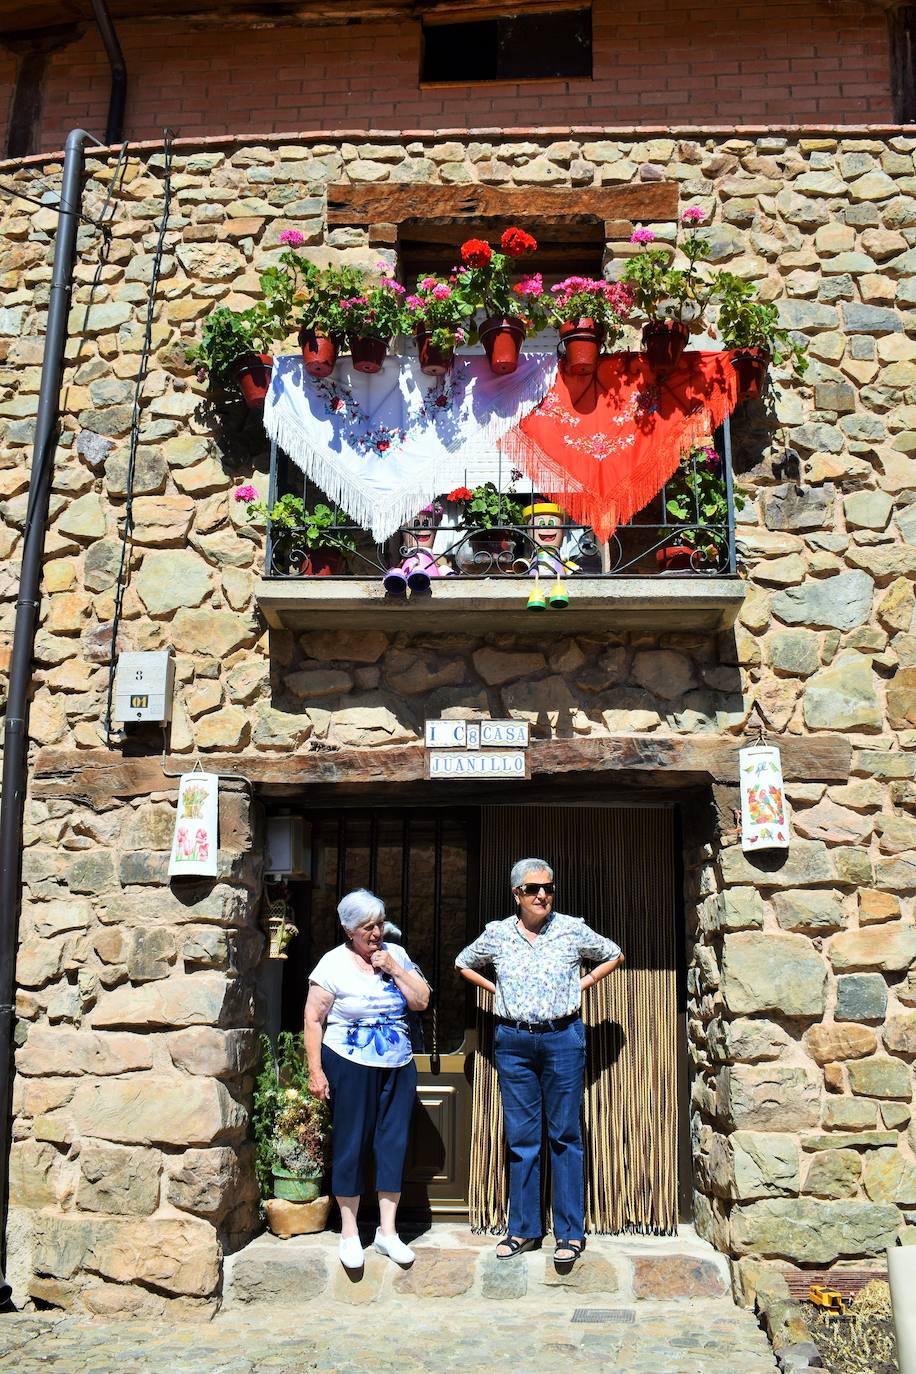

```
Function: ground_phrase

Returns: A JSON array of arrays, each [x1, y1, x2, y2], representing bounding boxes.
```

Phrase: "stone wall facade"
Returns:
[[1, 128, 915, 1310]]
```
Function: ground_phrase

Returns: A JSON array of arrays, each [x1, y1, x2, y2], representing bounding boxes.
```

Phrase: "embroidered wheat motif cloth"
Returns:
[[263, 353, 557, 542], [503, 351, 740, 542]]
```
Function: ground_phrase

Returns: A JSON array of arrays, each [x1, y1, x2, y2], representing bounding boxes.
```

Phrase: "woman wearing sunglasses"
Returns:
[[455, 858, 623, 1269]]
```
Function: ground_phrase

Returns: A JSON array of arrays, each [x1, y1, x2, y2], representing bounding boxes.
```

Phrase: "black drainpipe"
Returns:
[[90, 0, 127, 146], [0, 127, 94, 1307]]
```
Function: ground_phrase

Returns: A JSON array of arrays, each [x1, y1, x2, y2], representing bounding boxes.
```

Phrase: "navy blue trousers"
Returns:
[[321, 1044, 417, 1196]]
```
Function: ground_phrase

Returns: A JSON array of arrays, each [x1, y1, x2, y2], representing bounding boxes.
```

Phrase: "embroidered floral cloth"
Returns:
[[263, 353, 557, 542], [503, 351, 740, 542]]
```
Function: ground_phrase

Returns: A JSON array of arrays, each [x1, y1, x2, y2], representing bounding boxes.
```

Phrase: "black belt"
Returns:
[[495, 1011, 579, 1034]]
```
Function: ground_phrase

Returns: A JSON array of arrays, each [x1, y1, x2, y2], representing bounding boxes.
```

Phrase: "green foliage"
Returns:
[[338, 280, 409, 343], [251, 1032, 330, 1200], [664, 445, 746, 549], [243, 493, 357, 557], [297, 265, 367, 338], [621, 235, 714, 325], [455, 254, 547, 333], [406, 274, 478, 352], [714, 271, 809, 375], [186, 305, 276, 384], [462, 482, 525, 529]]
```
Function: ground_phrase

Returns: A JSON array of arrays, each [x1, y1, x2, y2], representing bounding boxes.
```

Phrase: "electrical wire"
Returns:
[[103, 129, 174, 743]]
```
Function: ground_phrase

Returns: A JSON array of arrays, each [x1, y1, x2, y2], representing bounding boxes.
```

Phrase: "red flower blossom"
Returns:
[[447, 486, 473, 502], [460, 239, 492, 268], [501, 227, 537, 257], [377, 439, 390, 451]]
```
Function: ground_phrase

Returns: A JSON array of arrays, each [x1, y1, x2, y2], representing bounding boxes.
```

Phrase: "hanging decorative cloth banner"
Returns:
[[502, 351, 740, 542], [263, 353, 558, 543], [739, 744, 789, 851], [168, 771, 219, 878]]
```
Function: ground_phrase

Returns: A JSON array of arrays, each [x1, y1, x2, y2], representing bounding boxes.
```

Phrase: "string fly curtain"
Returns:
[[469, 805, 679, 1235]]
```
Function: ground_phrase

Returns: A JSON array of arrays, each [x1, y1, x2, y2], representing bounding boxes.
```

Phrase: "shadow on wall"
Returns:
[[262, 626, 746, 747]]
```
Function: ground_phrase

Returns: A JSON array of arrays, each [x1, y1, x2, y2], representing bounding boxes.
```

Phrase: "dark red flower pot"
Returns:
[[730, 347, 770, 400], [416, 328, 454, 377], [230, 353, 273, 409], [349, 334, 388, 374], [299, 328, 339, 379], [300, 547, 343, 577], [642, 320, 689, 373], [558, 319, 604, 377], [656, 544, 695, 572], [479, 316, 526, 376]]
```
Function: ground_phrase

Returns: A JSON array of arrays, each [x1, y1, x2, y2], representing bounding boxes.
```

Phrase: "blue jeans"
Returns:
[[494, 1019, 586, 1240]]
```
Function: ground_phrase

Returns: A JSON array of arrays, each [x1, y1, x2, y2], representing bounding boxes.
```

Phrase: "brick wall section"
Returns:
[[23, 0, 893, 153]]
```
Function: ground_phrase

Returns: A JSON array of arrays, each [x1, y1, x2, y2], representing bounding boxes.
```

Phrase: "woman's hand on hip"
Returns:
[[309, 1070, 330, 1102]]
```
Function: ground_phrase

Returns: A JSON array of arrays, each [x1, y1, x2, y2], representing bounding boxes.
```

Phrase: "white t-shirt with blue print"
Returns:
[[310, 943, 417, 1068]]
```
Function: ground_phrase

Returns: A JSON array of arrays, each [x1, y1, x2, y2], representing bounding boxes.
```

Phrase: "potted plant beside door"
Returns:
[[253, 1033, 331, 1235]]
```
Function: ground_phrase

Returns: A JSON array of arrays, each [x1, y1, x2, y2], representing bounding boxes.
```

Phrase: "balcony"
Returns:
[[255, 418, 746, 635]]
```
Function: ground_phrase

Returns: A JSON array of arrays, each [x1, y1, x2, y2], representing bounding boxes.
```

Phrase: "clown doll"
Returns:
[[383, 502, 455, 595], [517, 501, 579, 577]]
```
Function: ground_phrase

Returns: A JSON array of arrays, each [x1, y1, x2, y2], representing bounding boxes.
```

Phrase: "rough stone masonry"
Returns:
[[0, 128, 914, 1312]]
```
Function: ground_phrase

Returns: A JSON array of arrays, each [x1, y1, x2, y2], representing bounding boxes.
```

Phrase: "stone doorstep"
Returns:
[[222, 1222, 732, 1309]]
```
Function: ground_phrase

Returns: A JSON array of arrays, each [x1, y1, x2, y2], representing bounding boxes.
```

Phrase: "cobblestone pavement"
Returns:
[[0, 1297, 778, 1374]]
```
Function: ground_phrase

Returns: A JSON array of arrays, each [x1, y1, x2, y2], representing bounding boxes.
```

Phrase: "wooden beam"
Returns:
[[32, 735, 851, 804], [327, 182, 679, 227]]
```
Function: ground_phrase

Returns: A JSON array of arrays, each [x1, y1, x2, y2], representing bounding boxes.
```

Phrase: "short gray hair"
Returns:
[[338, 888, 385, 933], [510, 858, 554, 889]]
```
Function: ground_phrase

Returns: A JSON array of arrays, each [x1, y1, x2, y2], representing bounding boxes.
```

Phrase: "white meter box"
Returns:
[[113, 652, 175, 724]]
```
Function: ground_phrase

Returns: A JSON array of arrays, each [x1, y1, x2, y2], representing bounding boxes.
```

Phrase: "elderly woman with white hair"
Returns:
[[305, 888, 429, 1270], [455, 858, 623, 1269]]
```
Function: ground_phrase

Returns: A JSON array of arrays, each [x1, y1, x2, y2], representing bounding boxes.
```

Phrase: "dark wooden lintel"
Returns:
[[32, 735, 851, 804], [327, 182, 679, 227]]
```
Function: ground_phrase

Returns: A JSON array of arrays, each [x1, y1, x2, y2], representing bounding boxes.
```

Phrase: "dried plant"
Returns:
[[811, 1281, 896, 1374]]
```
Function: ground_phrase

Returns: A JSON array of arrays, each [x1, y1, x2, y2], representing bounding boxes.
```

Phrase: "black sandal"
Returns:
[[554, 1239, 585, 1267], [495, 1235, 539, 1260]]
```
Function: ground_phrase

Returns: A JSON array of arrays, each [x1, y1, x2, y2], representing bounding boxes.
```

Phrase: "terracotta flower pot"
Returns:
[[416, 328, 454, 377], [479, 316, 526, 376], [730, 347, 770, 400], [300, 547, 343, 577], [299, 327, 338, 379], [230, 353, 273, 409], [558, 319, 604, 377], [656, 544, 695, 572], [348, 334, 388, 374], [642, 320, 689, 373]]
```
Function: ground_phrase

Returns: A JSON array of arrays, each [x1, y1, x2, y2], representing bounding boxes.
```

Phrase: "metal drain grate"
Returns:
[[571, 1308, 635, 1324]]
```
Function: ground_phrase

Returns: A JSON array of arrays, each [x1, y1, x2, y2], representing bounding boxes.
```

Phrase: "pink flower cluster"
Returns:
[[550, 277, 634, 316], [431, 282, 452, 301], [700, 446, 720, 468], [513, 272, 544, 298], [630, 228, 656, 245], [234, 483, 258, 503], [340, 296, 368, 309], [279, 229, 305, 247], [681, 207, 705, 224]]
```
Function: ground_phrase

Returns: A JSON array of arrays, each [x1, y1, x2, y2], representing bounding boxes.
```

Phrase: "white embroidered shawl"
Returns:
[[262, 353, 557, 541]]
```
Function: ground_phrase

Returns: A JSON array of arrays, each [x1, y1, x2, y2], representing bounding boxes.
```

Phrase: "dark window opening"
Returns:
[[421, 7, 592, 84], [398, 218, 605, 285]]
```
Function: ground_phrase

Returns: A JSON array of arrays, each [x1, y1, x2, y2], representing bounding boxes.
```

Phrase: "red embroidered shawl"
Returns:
[[503, 351, 741, 541]]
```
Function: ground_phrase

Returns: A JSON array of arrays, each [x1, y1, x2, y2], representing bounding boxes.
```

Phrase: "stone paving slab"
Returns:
[[0, 1298, 779, 1374]]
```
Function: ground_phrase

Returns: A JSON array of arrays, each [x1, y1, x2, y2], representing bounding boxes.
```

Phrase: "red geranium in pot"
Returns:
[[456, 226, 545, 376]]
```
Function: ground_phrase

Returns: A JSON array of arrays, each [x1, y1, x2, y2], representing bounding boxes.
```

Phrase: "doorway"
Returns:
[[277, 799, 683, 1232]]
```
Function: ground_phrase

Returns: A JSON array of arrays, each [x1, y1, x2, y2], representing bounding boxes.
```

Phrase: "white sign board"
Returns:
[[168, 771, 219, 878], [427, 750, 529, 779], [424, 719, 529, 749]]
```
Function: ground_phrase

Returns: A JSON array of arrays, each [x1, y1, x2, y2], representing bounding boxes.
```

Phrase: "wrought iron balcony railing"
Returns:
[[262, 415, 738, 583]]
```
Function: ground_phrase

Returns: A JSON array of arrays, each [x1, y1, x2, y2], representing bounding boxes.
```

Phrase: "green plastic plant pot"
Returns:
[[272, 1169, 322, 1202]]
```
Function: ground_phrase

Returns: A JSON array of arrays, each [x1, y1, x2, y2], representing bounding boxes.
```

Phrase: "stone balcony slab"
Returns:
[[256, 574, 746, 634]]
